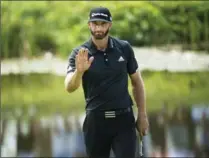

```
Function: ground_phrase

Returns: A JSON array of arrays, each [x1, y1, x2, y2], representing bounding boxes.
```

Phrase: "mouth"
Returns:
[[95, 32, 103, 35]]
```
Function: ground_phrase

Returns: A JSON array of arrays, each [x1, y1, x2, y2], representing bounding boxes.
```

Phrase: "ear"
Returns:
[[88, 22, 91, 29], [109, 23, 112, 29]]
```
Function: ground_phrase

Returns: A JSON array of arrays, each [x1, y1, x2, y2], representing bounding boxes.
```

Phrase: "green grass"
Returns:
[[1, 71, 209, 117]]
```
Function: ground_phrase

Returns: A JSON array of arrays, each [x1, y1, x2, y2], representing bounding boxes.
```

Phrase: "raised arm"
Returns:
[[65, 48, 94, 93]]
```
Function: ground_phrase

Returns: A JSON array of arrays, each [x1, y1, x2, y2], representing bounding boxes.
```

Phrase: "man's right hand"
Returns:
[[76, 48, 94, 73]]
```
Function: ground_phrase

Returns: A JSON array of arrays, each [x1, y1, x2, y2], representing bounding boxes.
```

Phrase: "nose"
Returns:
[[95, 25, 103, 31]]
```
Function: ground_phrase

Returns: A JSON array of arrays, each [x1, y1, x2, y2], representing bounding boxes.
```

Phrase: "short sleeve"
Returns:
[[125, 42, 139, 75], [66, 48, 78, 74]]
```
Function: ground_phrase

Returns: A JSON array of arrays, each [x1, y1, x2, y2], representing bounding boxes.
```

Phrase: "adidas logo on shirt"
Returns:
[[118, 56, 125, 62]]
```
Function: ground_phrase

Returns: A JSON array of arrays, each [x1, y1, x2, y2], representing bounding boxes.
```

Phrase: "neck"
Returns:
[[92, 36, 109, 50]]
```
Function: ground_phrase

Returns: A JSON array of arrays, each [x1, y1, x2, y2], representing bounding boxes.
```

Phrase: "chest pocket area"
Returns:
[[112, 55, 127, 73]]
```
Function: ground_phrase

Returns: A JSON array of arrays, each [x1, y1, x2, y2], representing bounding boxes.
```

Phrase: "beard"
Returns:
[[90, 28, 109, 40]]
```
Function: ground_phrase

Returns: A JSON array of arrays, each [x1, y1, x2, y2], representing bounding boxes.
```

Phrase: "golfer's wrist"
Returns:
[[138, 111, 147, 117], [75, 69, 84, 76]]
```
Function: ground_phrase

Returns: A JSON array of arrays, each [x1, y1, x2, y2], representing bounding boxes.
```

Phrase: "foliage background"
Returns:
[[1, 1, 209, 59]]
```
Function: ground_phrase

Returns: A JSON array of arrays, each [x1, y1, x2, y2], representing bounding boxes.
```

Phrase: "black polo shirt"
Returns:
[[66, 36, 139, 111]]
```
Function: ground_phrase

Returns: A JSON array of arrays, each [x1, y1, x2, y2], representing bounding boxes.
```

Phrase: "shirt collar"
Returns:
[[88, 36, 114, 54]]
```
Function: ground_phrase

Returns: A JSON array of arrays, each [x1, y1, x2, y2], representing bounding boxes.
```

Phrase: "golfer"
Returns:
[[65, 7, 149, 158]]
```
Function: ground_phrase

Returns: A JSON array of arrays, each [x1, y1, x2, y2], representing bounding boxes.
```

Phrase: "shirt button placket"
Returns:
[[104, 53, 108, 65], [104, 53, 108, 61]]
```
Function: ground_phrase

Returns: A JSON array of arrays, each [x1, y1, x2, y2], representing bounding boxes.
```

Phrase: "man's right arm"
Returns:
[[64, 70, 84, 93], [64, 47, 93, 93], [64, 47, 80, 93]]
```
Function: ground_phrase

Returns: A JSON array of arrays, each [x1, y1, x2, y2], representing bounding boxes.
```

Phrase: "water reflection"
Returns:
[[1, 105, 209, 157]]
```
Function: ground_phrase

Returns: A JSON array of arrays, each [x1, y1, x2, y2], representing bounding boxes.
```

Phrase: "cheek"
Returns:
[[105, 25, 111, 30], [104, 26, 110, 32]]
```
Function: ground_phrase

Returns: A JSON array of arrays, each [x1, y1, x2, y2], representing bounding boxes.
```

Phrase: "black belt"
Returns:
[[101, 107, 132, 118]]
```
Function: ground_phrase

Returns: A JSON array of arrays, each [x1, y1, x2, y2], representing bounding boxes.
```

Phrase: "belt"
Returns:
[[102, 107, 132, 118]]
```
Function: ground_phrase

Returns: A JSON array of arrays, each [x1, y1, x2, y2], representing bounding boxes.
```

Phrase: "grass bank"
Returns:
[[1, 71, 209, 116]]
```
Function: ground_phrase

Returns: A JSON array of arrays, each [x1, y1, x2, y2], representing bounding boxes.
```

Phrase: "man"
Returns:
[[65, 6, 149, 158]]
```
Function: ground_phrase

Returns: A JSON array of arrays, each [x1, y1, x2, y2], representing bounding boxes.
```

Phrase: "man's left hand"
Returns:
[[136, 112, 149, 137]]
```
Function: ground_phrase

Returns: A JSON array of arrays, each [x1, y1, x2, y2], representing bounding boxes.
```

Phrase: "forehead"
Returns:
[[90, 21, 109, 25]]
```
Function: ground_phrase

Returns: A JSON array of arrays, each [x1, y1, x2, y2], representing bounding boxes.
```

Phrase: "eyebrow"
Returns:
[[92, 21, 107, 25]]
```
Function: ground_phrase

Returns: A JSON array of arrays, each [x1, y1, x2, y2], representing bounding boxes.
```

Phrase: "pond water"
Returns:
[[1, 47, 209, 76]]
